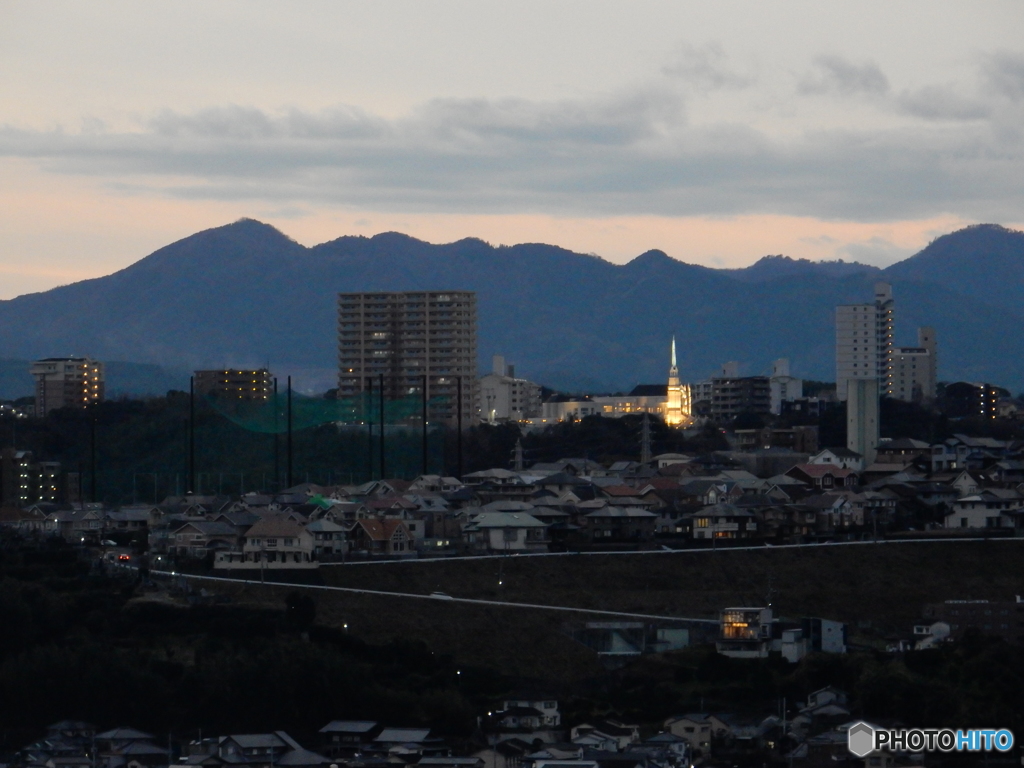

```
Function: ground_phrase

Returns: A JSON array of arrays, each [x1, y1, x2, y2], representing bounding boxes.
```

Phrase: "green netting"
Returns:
[[203, 390, 448, 434]]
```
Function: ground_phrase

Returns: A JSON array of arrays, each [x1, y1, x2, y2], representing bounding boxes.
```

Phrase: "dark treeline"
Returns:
[[3, 390, 1024, 506]]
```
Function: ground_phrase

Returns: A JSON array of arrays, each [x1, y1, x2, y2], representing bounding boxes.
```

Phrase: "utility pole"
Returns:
[[514, 438, 524, 472], [286, 376, 293, 489], [366, 378, 374, 482], [379, 373, 385, 479], [422, 374, 429, 476], [273, 378, 279, 492], [456, 375, 463, 479], [90, 418, 97, 503], [640, 412, 652, 465], [188, 376, 195, 494]]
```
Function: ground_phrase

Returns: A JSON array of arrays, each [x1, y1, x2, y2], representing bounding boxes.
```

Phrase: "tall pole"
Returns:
[[422, 374, 429, 476], [90, 418, 97, 503], [366, 378, 374, 482], [188, 376, 195, 494], [287, 375, 293, 489], [457, 375, 463, 479], [379, 373, 386, 479], [273, 378, 279, 493]]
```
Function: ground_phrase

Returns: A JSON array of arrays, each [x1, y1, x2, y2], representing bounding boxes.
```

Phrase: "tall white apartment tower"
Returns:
[[835, 282, 894, 401]]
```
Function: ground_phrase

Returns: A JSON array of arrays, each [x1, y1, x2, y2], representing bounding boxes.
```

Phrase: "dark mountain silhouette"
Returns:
[[725, 254, 881, 282], [0, 219, 1022, 396]]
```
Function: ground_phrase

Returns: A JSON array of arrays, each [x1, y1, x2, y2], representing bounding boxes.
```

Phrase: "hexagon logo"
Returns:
[[848, 721, 876, 758]]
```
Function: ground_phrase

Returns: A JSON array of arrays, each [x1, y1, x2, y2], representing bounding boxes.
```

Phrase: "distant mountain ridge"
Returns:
[[0, 220, 1022, 396], [724, 254, 882, 282]]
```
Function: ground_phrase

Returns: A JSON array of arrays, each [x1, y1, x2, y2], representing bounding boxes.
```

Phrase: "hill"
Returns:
[[0, 220, 1022, 394]]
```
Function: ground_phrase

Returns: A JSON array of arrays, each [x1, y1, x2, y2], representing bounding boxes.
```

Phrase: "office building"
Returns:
[[194, 369, 273, 400], [337, 291, 478, 425], [835, 282, 894, 400], [30, 357, 104, 416], [479, 355, 541, 422], [890, 327, 937, 402]]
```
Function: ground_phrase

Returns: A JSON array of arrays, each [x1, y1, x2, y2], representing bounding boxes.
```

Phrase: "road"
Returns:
[[144, 537, 1023, 626], [321, 534, 1024, 566], [148, 568, 718, 624]]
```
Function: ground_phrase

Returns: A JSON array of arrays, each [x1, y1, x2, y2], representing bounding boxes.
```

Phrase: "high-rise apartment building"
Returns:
[[194, 369, 273, 400], [835, 282, 894, 401], [337, 291, 478, 425], [30, 357, 104, 416], [890, 327, 937, 402]]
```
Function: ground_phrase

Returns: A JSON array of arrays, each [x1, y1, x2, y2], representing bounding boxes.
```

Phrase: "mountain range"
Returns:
[[1, 220, 1023, 398]]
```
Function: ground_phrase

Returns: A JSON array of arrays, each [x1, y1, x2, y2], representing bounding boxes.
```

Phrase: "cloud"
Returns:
[[0, 55, 1022, 225], [897, 86, 990, 121], [662, 43, 753, 92], [799, 55, 890, 96], [984, 51, 1024, 101], [838, 236, 915, 267]]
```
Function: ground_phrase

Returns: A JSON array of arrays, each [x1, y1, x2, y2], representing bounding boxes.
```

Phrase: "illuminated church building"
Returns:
[[663, 336, 692, 426], [539, 337, 693, 425]]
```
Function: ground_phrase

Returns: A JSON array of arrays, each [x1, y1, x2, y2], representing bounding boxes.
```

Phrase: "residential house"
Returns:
[[317, 721, 379, 759], [463, 511, 549, 552], [218, 514, 315, 569], [171, 521, 239, 559], [663, 715, 713, 756], [944, 489, 1024, 529], [808, 448, 864, 472], [580, 507, 657, 542], [784, 464, 859, 490], [369, 728, 449, 760], [570, 721, 639, 752], [349, 518, 414, 556], [306, 518, 346, 558], [482, 698, 563, 745], [688, 503, 759, 540]]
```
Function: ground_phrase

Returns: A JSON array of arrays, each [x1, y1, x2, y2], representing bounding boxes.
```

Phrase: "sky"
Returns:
[[2, 1, 1023, 299]]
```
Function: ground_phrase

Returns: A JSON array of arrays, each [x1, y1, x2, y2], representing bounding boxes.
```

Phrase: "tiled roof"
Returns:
[[243, 515, 306, 539], [356, 518, 409, 541], [788, 464, 856, 478]]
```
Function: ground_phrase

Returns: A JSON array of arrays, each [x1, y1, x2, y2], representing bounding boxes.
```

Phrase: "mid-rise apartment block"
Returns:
[[0, 449, 62, 506], [890, 327, 937, 402], [194, 369, 273, 401], [337, 291, 478, 425], [835, 282, 894, 401], [769, 358, 803, 415], [30, 357, 104, 416], [479, 355, 541, 423], [709, 364, 770, 421]]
